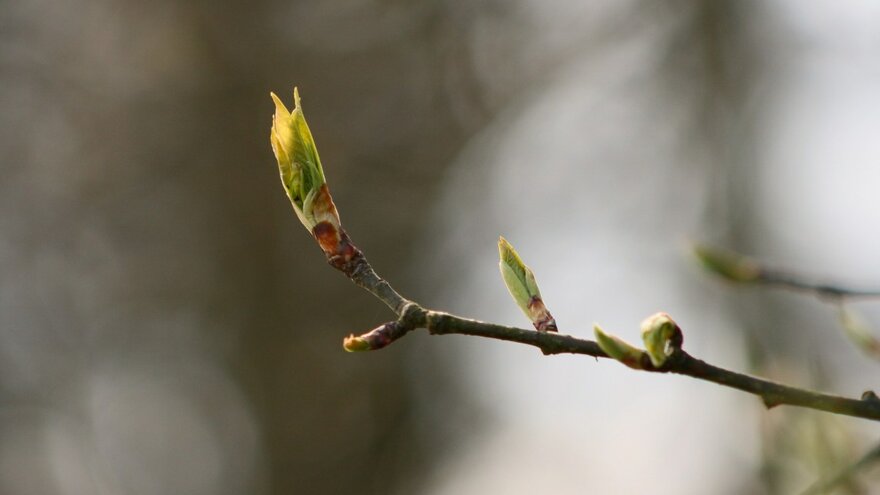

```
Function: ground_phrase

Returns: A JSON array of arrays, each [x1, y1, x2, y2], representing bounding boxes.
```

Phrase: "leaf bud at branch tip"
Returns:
[[270, 87, 334, 232], [640, 312, 683, 368], [498, 236, 557, 332], [593, 324, 645, 369], [692, 244, 761, 283], [271, 87, 364, 274]]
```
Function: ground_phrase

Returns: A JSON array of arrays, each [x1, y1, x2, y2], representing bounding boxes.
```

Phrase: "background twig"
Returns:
[[800, 440, 880, 495]]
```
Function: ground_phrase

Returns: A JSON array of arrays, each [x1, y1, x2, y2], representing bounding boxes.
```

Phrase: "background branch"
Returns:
[[335, 249, 880, 422], [694, 244, 880, 360], [758, 268, 880, 301], [800, 440, 880, 495]]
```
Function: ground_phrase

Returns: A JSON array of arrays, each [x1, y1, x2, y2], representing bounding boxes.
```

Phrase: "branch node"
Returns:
[[399, 302, 426, 327], [762, 396, 781, 410]]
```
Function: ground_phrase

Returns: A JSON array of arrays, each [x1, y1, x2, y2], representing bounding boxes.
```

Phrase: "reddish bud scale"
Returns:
[[312, 222, 342, 255], [313, 224, 364, 275], [527, 296, 557, 332]]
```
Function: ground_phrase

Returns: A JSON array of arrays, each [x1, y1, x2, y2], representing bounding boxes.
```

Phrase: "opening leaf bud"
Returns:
[[270, 87, 340, 232]]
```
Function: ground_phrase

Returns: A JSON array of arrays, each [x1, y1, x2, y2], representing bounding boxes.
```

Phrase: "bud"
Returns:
[[270, 87, 341, 233], [593, 324, 645, 369], [640, 312, 682, 368], [498, 236, 557, 332], [692, 244, 760, 283], [342, 322, 402, 352], [838, 307, 880, 359]]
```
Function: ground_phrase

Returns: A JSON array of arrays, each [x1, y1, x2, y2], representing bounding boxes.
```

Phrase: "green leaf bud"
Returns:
[[593, 324, 646, 369], [640, 312, 682, 368], [498, 236, 557, 332], [270, 87, 336, 232]]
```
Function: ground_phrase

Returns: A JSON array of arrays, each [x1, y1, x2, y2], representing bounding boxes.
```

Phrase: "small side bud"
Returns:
[[342, 321, 406, 352], [693, 244, 761, 283], [640, 312, 683, 368], [838, 307, 880, 359], [593, 324, 645, 369], [498, 236, 557, 332]]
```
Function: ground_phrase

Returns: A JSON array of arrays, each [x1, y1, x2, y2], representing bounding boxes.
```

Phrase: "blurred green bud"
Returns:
[[640, 312, 682, 368], [270, 87, 337, 232], [498, 236, 557, 332], [692, 244, 760, 283], [593, 324, 645, 369], [838, 307, 880, 359]]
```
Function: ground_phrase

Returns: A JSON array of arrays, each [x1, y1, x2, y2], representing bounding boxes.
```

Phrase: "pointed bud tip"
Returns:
[[270, 91, 292, 122], [294, 86, 301, 109], [497, 235, 512, 254]]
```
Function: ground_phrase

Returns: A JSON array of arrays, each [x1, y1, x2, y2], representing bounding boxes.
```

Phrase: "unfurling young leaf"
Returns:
[[271, 88, 362, 272], [693, 244, 761, 283], [593, 324, 646, 369], [640, 312, 682, 368], [498, 236, 557, 332], [270, 87, 339, 233]]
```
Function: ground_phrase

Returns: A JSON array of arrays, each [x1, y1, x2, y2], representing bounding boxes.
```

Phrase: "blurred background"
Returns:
[[2, 0, 880, 493]]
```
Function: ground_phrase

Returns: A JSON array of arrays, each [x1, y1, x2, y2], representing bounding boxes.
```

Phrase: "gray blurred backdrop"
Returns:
[[2, 1, 880, 494]]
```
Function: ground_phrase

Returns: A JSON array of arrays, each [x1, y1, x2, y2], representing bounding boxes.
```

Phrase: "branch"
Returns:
[[693, 244, 880, 360], [337, 258, 880, 421], [757, 269, 880, 301], [800, 440, 880, 495], [268, 89, 880, 424], [693, 244, 880, 301]]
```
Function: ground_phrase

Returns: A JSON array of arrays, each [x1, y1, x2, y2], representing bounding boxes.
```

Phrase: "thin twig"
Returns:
[[758, 268, 880, 302], [693, 244, 880, 360], [800, 440, 880, 495], [334, 250, 880, 422], [693, 244, 880, 301]]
